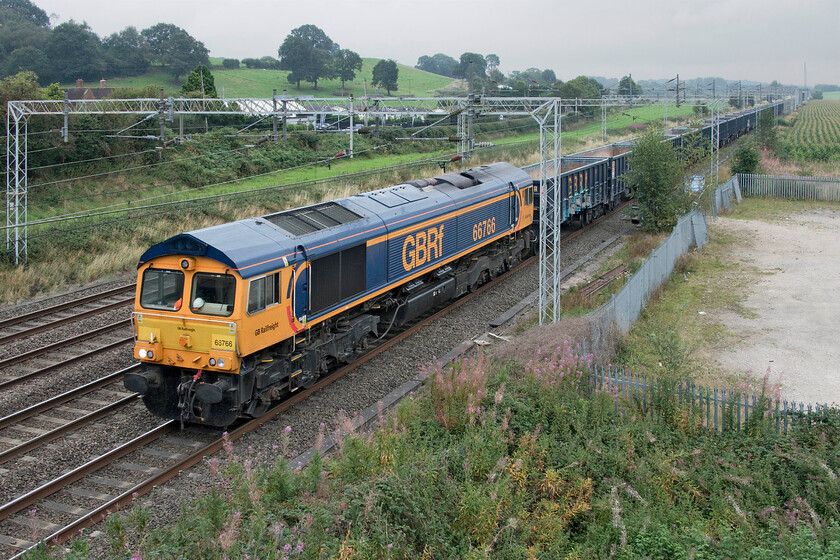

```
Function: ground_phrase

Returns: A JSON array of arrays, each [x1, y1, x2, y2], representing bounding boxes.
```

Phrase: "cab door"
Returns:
[[293, 245, 309, 325], [508, 182, 519, 228]]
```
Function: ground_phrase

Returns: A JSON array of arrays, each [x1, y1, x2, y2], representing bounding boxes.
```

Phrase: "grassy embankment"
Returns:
[[96, 59, 457, 99]]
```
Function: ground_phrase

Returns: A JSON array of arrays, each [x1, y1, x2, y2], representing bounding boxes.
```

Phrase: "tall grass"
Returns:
[[30, 335, 840, 559]]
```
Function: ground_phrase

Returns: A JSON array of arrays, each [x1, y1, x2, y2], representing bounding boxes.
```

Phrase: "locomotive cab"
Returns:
[[126, 251, 306, 427]]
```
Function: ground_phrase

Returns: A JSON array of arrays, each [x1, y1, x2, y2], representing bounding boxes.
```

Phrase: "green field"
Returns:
[[782, 99, 840, 161], [822, 91, 840, 100], [96, 59, 456, 99]]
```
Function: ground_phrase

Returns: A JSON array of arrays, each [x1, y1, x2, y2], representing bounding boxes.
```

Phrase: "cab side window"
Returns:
[[247, 273, 279, 314], [523, 186, 534, 206]]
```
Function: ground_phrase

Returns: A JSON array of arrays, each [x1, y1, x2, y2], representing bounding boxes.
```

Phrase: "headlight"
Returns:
[[217, 358, 225, 369], [138, 348, 148, 359], [147, 350, 154, 360], [209, 358, 216, 366]]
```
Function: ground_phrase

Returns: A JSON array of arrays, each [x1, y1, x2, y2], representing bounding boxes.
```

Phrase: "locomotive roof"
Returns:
[[138, 161, 532, 279]]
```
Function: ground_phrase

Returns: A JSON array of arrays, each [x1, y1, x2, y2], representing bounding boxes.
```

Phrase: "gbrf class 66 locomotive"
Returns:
[[126, 162, 537, 426]]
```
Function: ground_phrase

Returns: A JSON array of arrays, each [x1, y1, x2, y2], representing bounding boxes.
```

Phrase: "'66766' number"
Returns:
[[472, 217, 496, 242]]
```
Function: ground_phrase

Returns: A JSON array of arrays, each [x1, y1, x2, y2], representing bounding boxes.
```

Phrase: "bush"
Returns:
[[731, 143, 760, 174], [222, 58, 240, 70]]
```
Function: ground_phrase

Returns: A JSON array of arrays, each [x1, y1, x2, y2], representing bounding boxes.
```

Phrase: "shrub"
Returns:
[[731, 143, 760, 174]]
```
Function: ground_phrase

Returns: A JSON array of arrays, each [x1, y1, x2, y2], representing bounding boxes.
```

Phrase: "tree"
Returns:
[[288, 24, 338, 54], [554, 75, 602, 115], [625, 127, 688, 232], [0, 0, 49, 27], [222, 58, 239, 69], [2, 45, 48, 78], [555, 75, 601, 99], [618, 74, 642, 96], [371, 59, 398, 95], [540, 69, 556, 86], [415, 53, 457, 77], [333, 48, 361, 90], [0, 70, 42, 119], [43, 21, 104, 83], [731, 142, 759, 174], [279, 35, 310, 89], [141, 23, 209, 81], [486, 53, 500, 71], [259, 56, 280, 70], [180, 64, 216, 97], [278, 25, 338, 89], [103, 27, 150, 77], [756, 108, 777, 151], [453, 52, 486, 80], [811, 89, 823, 100]]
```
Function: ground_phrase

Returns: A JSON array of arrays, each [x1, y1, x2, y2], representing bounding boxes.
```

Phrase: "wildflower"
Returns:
[[131, 551, 143, 560], [222, 431, 233, 458], [285, 426, 292, 432]]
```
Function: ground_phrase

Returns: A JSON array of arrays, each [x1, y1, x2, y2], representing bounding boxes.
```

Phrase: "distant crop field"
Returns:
[[95, 59, 455, 99], [784, 100, 840, 161], [822, 91, 840, 100]]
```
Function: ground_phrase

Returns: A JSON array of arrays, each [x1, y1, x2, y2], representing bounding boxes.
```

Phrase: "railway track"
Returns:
[[0, 202, 633, 558], [0, 285, 134, 346], [0, 320, 133, 391], [0, 366, 139, 465]]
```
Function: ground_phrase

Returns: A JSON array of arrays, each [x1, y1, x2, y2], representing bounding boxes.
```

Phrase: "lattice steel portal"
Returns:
[[532, 100, 561, 325], [5, 104, 27, 265]]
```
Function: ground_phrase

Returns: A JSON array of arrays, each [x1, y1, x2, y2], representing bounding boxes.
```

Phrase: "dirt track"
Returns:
[[708, 210, 840, 406]]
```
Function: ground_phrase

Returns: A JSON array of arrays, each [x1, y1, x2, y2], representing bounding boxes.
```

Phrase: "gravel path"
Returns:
[[703, 210, 840, 406]]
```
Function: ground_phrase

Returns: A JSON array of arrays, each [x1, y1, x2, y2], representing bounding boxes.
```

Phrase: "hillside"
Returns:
[[87, 59, 457, 99]]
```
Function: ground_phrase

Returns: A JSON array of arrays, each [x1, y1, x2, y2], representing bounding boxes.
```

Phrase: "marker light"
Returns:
[[217, 358, 225, 369], [147, 350, 154, 359], [209, 358, 216, 366], [138, 348, 148, 359]]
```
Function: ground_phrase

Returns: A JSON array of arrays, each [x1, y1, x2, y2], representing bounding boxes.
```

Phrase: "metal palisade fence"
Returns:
[[711, 173, 840, 218], [738, 173, 840, 202], [588, 209, 709, 337], [589, 366, 836, 435]]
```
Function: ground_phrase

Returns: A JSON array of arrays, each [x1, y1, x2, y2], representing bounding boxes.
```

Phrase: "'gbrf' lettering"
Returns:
[[402, 225, 444, 272]]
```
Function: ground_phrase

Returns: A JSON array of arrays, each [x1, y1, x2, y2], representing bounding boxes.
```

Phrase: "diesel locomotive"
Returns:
[[127, 162, 537, 426]]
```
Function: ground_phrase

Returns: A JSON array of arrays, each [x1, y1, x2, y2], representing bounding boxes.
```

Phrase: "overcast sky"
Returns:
[[33, 0, 839, 87]]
